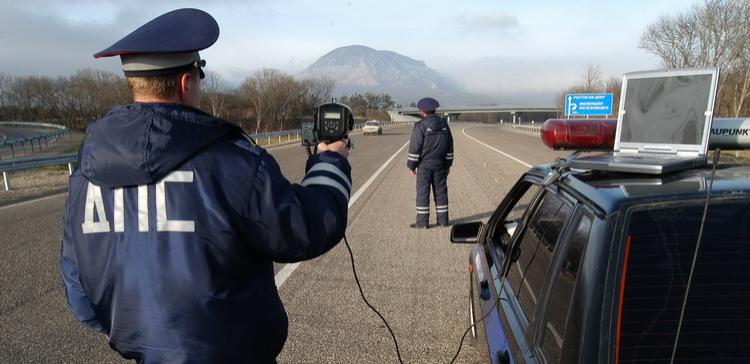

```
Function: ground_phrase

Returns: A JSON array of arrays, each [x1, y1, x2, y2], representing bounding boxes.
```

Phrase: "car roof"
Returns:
[[527, 163, 750, 214]]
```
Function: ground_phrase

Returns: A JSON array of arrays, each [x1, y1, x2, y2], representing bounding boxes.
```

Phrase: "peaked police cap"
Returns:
[[94, 8, 218, 77], [417, 97, 440, 112]]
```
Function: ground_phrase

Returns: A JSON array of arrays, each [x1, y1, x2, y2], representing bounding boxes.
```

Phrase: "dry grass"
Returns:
[[0, 167, 69, 206], [711, 150, 750, 164]]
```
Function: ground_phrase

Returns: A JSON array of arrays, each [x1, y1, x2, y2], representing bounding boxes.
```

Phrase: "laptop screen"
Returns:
[[619, 71, 715, 146]]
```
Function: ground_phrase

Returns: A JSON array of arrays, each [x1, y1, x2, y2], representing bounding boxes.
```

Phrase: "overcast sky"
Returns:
[[0, 0, 701, 104]]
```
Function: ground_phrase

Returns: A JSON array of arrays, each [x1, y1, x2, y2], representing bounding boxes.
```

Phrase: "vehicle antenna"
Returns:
[[670, 148, 721, 363]]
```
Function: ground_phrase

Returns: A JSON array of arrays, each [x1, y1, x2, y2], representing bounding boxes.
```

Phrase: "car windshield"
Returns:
[[366, 121, 378, 126], [618, 200, 750, 362]]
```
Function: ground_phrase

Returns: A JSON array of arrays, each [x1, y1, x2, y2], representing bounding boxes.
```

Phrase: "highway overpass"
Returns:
[[397, 105, 560, 124]]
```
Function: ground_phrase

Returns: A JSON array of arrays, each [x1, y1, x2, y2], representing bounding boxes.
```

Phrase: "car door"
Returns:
[[495, 186, 576, 363], [470, 176, 543, 363], [532, 207, 595, 363]]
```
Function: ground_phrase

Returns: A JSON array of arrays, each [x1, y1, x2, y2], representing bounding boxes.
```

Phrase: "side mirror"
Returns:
[[450, 222, 484, 244]]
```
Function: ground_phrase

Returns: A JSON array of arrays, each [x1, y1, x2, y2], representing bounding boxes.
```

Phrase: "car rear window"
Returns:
[[618, 201, 750, 363]]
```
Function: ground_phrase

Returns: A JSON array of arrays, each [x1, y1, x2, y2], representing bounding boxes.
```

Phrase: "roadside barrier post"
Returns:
[[2, 171, 8, 191], [68, 163, 73, 175]]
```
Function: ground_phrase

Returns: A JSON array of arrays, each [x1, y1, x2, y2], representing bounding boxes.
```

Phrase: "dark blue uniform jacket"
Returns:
[[60, 103, 351, 363], [407, 114, 454, 170]]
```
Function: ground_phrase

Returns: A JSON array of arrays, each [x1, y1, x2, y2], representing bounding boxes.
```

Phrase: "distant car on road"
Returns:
[[450, 120, 750, 363], [363, 120, 382, 136]]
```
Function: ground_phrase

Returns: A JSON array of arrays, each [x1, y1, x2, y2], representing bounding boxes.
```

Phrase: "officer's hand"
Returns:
[[318, 139, 349, 158], [410, 169, 417, 177]]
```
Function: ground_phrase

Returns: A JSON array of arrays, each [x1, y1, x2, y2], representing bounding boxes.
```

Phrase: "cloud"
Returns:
[[0, 5, 127, 76], [0, 2, 269, 77], [454, 13, 519, 33]]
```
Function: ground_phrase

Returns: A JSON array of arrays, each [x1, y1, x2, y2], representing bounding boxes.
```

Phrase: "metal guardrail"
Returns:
[[0, 122, 69, 159], [249, 121, 396, 145], [509, 124, 542, 133], [0, 121, 66, 130], [0, 152, 77, 191], [0, 120, 406, 191]]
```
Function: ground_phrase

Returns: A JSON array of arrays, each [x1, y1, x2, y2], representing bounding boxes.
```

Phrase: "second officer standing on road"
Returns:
[[407, 97, 454, 228]]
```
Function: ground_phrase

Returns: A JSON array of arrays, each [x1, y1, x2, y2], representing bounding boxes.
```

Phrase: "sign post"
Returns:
[[565, 93, 613, 117]]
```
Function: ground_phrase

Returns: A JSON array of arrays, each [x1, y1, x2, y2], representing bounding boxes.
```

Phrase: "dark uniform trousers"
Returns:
[[416, 167, 449, 226]]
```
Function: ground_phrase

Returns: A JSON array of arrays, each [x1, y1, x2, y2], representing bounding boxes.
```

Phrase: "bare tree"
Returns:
[[268, 72, 303, 131], [640, 0, 750, 116], [58, 69, 129, 129], [240, 68, 279, 134], [0, 73, 12, 118], [555, 65, 610, 112], [604, 76, 623, 114], [239, 68, 316, 133], [202, 71, 228, 118], [583, 63, 603, 92], [301, 77, 335, 108], [641, 0, 748, 68]]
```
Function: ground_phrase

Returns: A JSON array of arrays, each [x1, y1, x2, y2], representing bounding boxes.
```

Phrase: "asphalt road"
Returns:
[[0, 123, 565, 363]]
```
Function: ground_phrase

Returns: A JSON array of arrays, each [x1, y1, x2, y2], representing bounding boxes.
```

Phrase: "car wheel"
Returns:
[[378, 130, 382, 135]]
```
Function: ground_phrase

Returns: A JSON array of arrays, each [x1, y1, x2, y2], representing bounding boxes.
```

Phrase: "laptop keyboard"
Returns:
[[614, 154, 686, 161]]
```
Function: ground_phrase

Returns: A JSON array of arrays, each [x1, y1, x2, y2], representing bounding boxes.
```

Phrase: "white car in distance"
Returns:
[[362, 120, 382, 136]]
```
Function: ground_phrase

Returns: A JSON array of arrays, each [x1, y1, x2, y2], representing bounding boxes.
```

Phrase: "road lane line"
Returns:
[[275, 140, 411, 288], [462, 126, 532, 168], [0, 192, 67, 211]]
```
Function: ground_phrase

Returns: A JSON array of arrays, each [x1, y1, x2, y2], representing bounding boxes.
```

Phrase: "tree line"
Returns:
[[558, 0, 750, 118], [0, 67, 395, 132]]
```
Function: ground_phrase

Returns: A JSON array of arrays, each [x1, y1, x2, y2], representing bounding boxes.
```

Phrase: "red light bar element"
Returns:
[[541, 118, 617, 150], [541, 117, 750, 151], [615, 235, 632, 364]]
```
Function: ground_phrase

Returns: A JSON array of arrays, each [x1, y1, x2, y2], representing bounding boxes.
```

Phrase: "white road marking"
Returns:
[[274, 140, 411, 288], [462, 126, 532, 168], [0, 192, 67, 211]]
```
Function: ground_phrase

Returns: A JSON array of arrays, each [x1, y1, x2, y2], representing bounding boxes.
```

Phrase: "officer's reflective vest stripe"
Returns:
[[300, 162, 352, 201]]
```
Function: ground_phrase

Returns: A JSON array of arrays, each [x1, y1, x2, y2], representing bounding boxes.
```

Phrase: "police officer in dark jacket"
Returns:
[[60, 9, 351, 363], [407, 97, 454, 228]]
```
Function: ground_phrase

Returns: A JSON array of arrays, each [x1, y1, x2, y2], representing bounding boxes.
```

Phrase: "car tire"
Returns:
[[378, 130, 382, 135]]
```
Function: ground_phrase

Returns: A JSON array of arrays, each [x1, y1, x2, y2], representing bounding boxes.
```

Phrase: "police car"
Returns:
[[450, 117, 750, 363]]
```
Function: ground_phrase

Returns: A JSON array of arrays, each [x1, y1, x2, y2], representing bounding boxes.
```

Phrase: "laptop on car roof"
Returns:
[[570, 67, 720, 174]]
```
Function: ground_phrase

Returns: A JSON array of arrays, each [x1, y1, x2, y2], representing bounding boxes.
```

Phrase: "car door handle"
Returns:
[[479, 280, 491, 301]]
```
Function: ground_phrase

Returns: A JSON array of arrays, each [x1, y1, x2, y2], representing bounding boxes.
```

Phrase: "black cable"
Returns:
[[343, 235, 405, 364], [449, 289, 507, 364], [669, 148, 721, 363], [344, 231, 506, 364]]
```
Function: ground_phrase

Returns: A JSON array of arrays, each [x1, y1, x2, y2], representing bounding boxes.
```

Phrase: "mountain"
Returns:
[[299, 45, 491, 106]]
